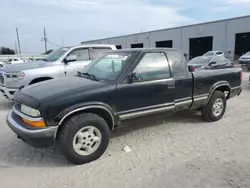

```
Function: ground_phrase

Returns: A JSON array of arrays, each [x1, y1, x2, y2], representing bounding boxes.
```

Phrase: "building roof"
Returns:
[[81, 15, 250, 43]]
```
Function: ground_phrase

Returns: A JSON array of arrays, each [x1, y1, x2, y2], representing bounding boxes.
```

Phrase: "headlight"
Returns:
[[6, 72, 25, 80], [21, 104, 41, 117]]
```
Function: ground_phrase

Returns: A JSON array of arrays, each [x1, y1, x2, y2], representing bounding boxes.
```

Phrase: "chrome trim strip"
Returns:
[[119, 105, 174, 120], [58, 105, 115, 130], [175, 99, 192, 106], [117, 102, 174, 115], [193, 94, 208, 99], [193, 96, 208, 102], [175, 97, 192, 103], [231, 86, 241, 90], [13, 106, 43, 122]]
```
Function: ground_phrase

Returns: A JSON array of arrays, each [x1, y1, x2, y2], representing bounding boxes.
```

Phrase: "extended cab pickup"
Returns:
[[7, 48, 242, 165]]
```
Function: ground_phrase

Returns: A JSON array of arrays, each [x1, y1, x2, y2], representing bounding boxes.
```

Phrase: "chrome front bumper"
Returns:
[[0, 85, 18, 100], [6, 109, 58, 148]]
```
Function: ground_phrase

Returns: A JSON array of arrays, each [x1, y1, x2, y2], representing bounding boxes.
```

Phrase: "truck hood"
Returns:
[[14, 76, 110, 108], [0, 60, 53, 73]]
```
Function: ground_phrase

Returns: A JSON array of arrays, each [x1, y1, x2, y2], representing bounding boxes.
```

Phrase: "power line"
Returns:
[[47, 40, 62, 47]]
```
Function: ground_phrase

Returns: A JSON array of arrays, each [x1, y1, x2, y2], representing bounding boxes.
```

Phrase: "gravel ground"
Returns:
[[0, 73, 250, 188]]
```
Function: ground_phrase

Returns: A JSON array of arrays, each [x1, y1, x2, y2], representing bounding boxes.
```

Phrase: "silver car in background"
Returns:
[[0, 44, 117, 100]]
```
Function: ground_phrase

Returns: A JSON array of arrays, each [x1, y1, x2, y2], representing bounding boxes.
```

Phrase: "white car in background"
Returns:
[[203, 51, 224, 57], [239, 51, 250, 64], [0, 58, 24, 67]]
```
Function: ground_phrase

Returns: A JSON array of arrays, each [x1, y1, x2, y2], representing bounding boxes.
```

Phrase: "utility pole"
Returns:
[[16, 27, 21, 58], [43, 27, 48, 52]]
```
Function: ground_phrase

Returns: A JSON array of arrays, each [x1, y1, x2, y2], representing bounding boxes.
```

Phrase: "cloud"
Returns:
[[0, 0, 249, 53], [0, 0, 192, 53]]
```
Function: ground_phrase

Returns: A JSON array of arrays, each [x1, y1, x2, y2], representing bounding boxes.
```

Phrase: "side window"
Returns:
[[133, 52, 171, 81], [166, 50, 187, 76], [68, 48, 90, 62], [92, 47, 112, 59]]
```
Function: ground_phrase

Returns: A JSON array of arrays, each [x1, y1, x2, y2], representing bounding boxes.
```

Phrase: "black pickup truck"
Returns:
[[7, 48, 242, 165]]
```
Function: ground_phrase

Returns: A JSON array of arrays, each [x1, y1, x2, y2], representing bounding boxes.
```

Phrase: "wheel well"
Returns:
[[29, 77, 53, 85], [214, 85, 231, 99], [56, 108, 114, 139]]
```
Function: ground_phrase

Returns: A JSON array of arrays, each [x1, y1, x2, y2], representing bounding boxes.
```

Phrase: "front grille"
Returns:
[[0, 73, 4, 84]]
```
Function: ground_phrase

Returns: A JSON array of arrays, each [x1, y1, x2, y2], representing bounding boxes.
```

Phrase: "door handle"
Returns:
[[168, 82, 175, 89]]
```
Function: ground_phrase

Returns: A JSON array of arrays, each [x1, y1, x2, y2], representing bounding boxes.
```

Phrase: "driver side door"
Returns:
[[115, 51, 175, 120], [64, 47, 91, 76]]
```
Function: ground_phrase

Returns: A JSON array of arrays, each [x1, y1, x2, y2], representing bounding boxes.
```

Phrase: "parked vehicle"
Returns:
[[188, 55, 233, 71], [239, 51, 250, 70], [0, 44, 116, 99], [7, 48, 242, 165], [203, 50, 224, 57], [0, 58, 23, 67]]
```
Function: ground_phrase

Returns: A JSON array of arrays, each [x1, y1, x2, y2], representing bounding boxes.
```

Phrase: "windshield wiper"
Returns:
[[77, 71, 99, 81], [41, 58, 48, 61]]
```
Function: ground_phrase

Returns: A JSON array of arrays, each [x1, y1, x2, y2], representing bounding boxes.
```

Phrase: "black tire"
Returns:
[[201, 90, 226, 122], [58, 113, 110, 165]]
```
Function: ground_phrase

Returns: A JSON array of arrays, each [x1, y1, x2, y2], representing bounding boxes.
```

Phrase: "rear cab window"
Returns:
[[166, 50, 187, 77], [133, 52, 171, 82]]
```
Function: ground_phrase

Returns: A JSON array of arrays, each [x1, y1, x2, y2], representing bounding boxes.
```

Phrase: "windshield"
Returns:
[[245, 52, 250, 55], [188, 56, 212, 64], [42, 47, 69, 61], [84, 52, 133, 81], [203, 51, 214, 56]]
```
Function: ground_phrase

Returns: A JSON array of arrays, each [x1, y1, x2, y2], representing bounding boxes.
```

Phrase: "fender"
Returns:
[[207, 80, 231, 102], [56, 101, 116, 130]]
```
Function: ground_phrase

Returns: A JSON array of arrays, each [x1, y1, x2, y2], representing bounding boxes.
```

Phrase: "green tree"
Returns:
[[0, 47, 15, 54]]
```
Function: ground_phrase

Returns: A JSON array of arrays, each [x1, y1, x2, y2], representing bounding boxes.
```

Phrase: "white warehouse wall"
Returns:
[[81, 15, 250, 59], [149, 28, 182, 49], [181, 21, 226, 55], [226, 16, 250, 56]]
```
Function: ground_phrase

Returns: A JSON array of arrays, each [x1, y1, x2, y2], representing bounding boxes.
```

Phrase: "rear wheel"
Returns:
[[201, 91, 226, 122], [58, 113, 110, 165]]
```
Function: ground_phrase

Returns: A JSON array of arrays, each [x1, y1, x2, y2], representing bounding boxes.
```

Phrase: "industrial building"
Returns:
[[81, 15, 250, 60]]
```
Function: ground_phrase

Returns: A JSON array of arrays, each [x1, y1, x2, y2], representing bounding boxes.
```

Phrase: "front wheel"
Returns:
[[58, 113, 110, 165], [201, 91, 226, 122]]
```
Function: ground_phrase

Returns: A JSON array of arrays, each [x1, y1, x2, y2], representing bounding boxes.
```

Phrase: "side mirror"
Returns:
[[127, 72, 138, 84], [64, 55, 77, 64]]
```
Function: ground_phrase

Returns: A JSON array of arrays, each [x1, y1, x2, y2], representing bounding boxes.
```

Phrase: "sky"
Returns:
[[0, 0, 250, 54]]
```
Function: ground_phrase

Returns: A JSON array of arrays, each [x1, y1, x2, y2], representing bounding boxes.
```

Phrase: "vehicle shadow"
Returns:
[[112, 110, 203, 138], [0, 140, 73, 168], [0, 110, 203, 168]]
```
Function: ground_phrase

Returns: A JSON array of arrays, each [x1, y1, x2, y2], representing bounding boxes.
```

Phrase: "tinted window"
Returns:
[[133, 52, 170, 81], [166, 50, 187, 76], [92, 47, 112, 59], [68, 48, 90, 61], [212, 56, 227, 65], [116, 45, 122, 49], [188, 56, 211, 65]]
